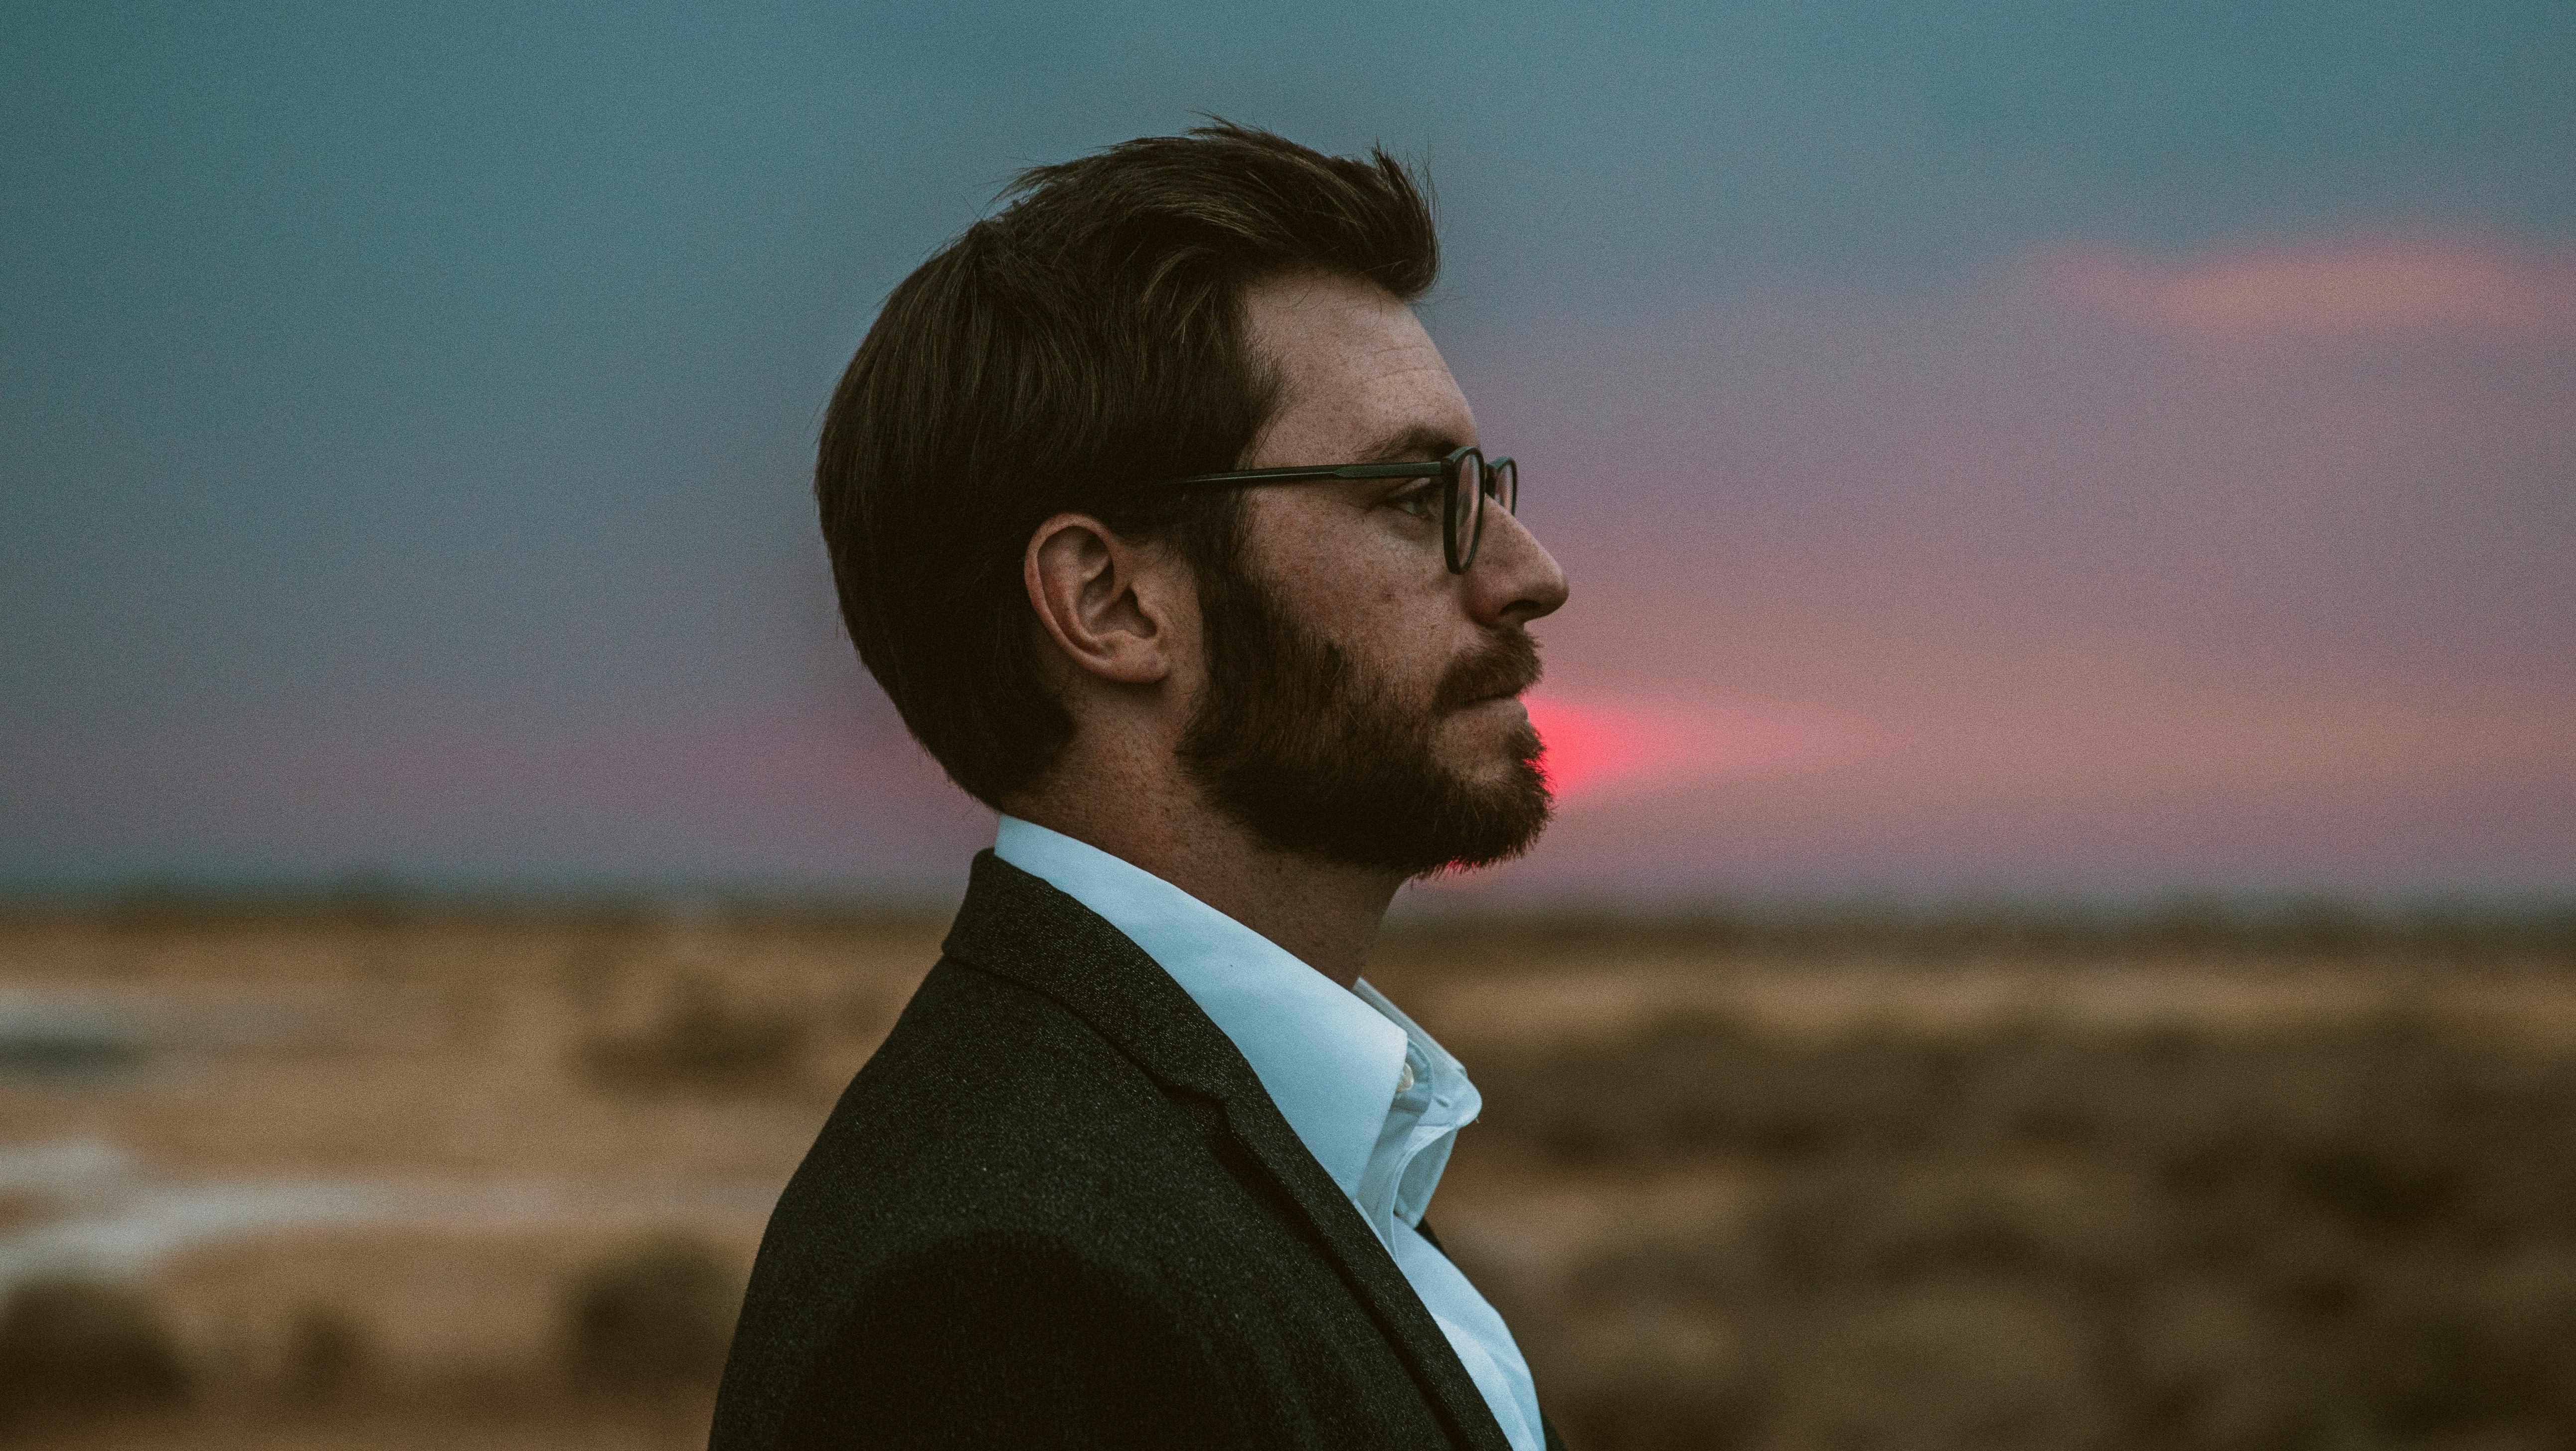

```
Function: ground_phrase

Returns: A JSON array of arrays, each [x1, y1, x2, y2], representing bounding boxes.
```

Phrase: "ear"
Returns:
[[1023, 513, 1181, 686]]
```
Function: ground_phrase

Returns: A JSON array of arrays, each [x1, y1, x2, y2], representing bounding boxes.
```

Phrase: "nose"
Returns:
[[1466, 503, 1569, 628]]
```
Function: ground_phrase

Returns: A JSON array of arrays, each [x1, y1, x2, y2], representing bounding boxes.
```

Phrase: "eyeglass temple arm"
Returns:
[[1144, 460, 1442, 490]]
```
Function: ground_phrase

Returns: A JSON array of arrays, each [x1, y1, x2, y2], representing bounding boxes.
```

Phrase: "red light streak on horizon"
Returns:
[[1524, 693, 1852, 804]]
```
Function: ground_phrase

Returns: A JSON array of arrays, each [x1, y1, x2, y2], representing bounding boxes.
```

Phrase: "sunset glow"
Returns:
[[1523, 695, 1854, 805], [6, 9, 2568, 897]]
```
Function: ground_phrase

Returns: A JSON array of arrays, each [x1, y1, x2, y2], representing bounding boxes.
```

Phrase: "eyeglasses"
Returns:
[[1137, 445, 1518, 574]]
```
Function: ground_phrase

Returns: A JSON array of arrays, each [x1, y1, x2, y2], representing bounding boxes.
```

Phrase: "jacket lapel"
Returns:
[[942, 852, 1516, 1451]]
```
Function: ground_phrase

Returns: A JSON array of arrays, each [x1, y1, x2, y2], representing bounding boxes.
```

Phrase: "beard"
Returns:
[[1178, 561, 1554, 878]]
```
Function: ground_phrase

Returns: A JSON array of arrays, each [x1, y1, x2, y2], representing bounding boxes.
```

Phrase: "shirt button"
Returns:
[[1396, 1062, 1416, 1094]]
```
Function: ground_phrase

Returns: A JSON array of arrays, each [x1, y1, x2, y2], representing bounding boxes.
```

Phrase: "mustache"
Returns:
[[1432, 630, 1543, 713]]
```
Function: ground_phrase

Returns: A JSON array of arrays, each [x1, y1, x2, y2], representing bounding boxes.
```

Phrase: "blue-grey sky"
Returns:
[[6, 2, 2572, 898]]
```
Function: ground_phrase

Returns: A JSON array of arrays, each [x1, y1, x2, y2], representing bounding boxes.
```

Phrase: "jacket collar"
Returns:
[[941, 850, 1516, 1451], [991, 815, 1410, 1197]]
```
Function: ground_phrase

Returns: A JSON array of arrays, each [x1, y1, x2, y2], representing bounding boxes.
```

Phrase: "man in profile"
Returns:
[[712, 124, 1571, 1451]]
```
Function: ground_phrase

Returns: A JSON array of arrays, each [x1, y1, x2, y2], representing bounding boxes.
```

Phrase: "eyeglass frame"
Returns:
[[1126, 445, 1518, 575]]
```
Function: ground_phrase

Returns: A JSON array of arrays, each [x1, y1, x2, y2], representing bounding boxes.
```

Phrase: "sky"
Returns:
[[4, 2, 2571, 902]]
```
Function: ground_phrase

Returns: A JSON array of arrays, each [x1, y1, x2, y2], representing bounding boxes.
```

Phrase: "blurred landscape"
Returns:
[[2, 896, 2572, 1450]]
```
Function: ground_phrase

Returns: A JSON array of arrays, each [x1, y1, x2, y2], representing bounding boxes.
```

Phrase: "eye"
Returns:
[[1386, 478, 1441, 522]]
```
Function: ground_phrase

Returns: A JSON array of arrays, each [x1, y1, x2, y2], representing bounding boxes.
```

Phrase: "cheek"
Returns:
[[1306, 564, 1444, 675], [1248, 496, 1458, 681]]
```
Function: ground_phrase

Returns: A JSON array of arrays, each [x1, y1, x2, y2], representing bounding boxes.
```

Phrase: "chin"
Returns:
[[1442, 696, 1527, 745], [1439, 712, 1542, 781]]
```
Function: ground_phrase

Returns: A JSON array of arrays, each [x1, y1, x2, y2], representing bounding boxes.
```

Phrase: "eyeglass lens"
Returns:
[[1445, 449, 1483, 573]]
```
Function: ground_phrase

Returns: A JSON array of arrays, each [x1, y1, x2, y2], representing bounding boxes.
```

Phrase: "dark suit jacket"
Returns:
[[709, 851, 1559, 1450]]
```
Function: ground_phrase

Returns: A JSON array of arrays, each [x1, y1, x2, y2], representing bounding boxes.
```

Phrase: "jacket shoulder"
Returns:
[[807, 956, 1191, 1207], [713, 956, 1262, 1442]]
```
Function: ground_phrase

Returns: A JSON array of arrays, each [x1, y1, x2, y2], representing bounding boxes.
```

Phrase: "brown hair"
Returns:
[[815, 122, 1439, 807]]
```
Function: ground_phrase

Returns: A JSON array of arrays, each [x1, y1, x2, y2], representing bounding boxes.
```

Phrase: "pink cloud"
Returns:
[[2033, 236, 2576, 340]]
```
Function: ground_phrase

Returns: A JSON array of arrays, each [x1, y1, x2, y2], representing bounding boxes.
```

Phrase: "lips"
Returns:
[[1434, 630, 1543, 714]]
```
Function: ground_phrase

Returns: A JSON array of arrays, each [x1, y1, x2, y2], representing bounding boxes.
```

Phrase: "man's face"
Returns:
[[1178, 271, 1572, 876]]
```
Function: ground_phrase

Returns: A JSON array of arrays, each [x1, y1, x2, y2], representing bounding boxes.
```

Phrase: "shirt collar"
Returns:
[[993, 816, 1410, 1199]]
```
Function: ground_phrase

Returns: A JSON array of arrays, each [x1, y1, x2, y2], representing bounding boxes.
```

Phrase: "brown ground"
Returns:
[[2, 906, 2571, 1449]]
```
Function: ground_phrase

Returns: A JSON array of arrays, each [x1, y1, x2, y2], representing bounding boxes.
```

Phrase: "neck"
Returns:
[[1006, 782, 1402, 991]]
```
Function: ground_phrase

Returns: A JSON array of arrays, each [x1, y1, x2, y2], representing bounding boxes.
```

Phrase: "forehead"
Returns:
[[1240, 271, 1475, 464]]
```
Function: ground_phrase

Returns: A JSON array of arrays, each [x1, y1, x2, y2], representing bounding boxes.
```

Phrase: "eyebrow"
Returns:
[[1352, 424, 1468, 465]]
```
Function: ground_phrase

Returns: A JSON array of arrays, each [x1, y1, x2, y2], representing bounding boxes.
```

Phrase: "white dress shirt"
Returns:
[[993, 817, 1546, 1451]]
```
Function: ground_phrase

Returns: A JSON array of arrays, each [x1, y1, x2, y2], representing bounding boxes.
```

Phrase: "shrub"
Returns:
[[563, 1236, 741, 1392], [582, 975, 805, 1092], [282, 1304, 367, 1406], [0, 1277, 190, 1426]]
